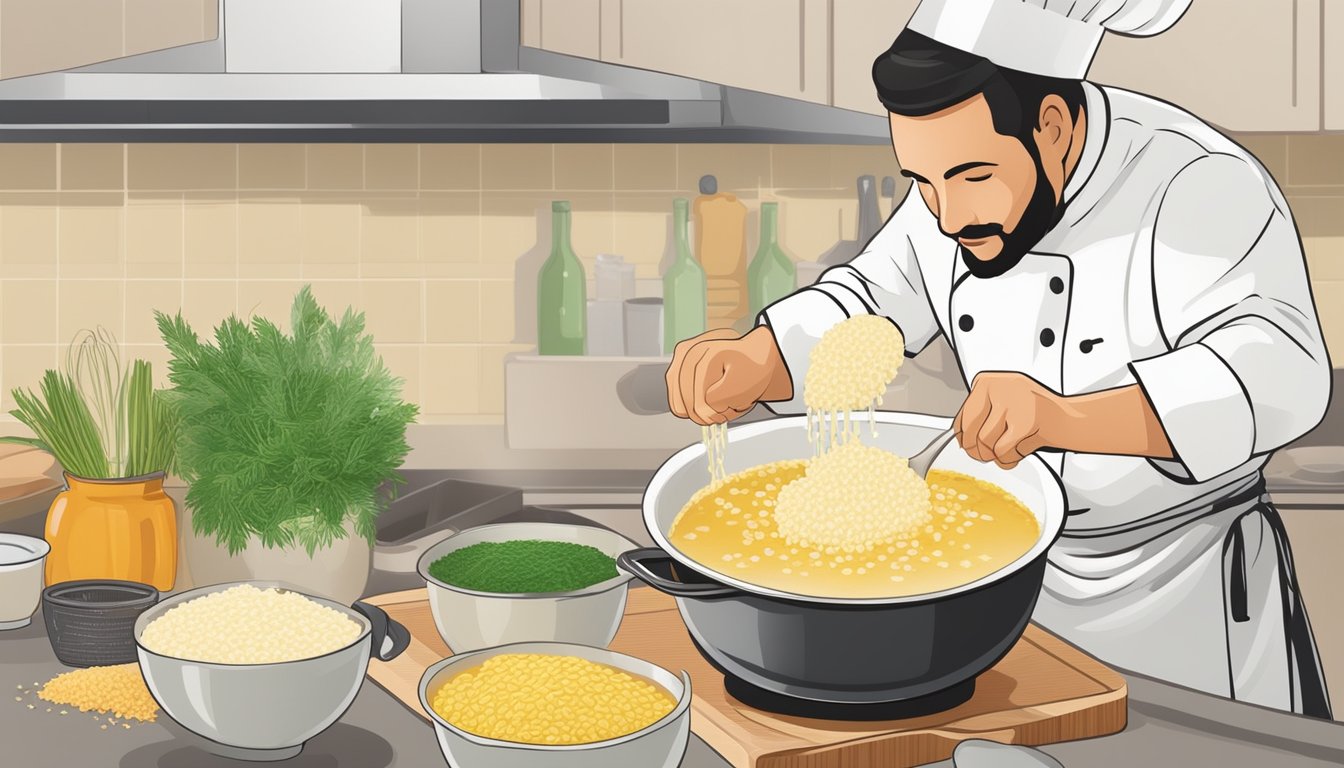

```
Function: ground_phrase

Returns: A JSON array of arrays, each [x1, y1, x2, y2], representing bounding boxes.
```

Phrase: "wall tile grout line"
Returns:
[[118, 144, 129, 350], [54, 146, 62, 349], [4, 141, 1342, 420]]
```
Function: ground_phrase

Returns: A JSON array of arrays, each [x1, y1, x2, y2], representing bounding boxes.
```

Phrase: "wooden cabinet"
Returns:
[[524, 0, 832, 106], [831, 0, 918, 116], [600, 0, 832, 105], [520, 0, 603, 61], [837, 0, 1331, 131], [524, 0, 1333, 133], [1326, 0, 1344, 129], [1089, 0, 1320, 132], [0, 0, 217, 80]]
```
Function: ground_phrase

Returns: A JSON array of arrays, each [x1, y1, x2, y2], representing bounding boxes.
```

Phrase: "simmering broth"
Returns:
[[669, 465, 1039, 599]]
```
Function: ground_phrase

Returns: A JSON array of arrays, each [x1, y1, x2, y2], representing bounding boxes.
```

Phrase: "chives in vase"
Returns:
[[748, 202, 796, 318], [537, 200, 588, 355], [662, 198, 707, 354]]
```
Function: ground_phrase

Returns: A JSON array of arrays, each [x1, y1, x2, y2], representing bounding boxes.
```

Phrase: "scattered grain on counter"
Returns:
[[430, 654, 676, 745], [36, 664, 158, 723], [139, 584, 361, 664]]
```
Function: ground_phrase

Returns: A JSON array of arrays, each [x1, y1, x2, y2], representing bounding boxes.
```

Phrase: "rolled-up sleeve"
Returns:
[[758, 186, 943, 414], [1130, 154, 1331, 482]]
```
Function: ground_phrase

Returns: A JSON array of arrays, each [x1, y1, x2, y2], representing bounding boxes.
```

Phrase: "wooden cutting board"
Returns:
[[364, 588, 1127, 768], [0, 444, 60, 503]]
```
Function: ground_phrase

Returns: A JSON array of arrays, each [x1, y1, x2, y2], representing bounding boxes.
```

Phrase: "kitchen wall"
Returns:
[[0, 135, 1340, 426]]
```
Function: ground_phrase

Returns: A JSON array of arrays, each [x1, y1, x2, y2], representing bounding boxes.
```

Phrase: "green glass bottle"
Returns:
[[748, 202, 796, 318], [537, 201, 587, 355], [663, 198, 708, 354]]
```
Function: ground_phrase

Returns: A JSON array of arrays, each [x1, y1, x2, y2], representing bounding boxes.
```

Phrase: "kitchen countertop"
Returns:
[[3, 593, 1343, 768], [4, 457, 1344, 766]]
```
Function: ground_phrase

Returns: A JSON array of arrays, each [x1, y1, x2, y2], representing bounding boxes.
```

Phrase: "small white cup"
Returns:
[[586, 299, 626, 356], [0, 533, 50, 630], [623, 298, 664, 357]]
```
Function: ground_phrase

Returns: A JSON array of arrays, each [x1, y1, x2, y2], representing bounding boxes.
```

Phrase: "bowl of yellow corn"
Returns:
[[419, 641, 691, 768]]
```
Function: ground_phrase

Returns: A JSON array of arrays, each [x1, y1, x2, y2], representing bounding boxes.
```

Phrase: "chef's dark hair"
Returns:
[[872, 29, 1085, 145]]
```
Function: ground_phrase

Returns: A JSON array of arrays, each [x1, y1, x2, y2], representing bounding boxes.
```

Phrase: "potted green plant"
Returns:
[[0, 329, 180, 590], [157, 286, 418, 605]]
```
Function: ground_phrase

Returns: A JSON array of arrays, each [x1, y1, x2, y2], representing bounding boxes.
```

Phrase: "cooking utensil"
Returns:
[[134, 581, 409, 762], [620, 411, 1066, 704], [43, 579, 159, 666], [418, 640, 691, 768], [0, 533, 48, 630], [907, 425, 958, 478], [417, 522, 638, 653]]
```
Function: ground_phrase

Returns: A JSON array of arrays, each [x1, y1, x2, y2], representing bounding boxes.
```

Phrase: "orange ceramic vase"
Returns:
[[44, 472, 177, 591]]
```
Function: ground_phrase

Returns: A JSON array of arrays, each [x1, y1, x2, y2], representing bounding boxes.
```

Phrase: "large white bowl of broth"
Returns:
[[618, 411, 1066, 708]]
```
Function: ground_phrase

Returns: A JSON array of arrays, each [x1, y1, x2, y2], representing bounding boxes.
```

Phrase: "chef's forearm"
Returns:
[[1046, 385, 1175, 459], [750, 326, 796, 403]]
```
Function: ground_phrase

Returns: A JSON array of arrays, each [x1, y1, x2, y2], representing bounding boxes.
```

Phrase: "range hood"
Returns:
[[0, 0, 888, 143]]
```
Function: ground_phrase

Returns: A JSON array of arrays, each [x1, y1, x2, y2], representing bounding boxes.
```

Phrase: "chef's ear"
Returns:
[[1034, 94, 1072, 153]]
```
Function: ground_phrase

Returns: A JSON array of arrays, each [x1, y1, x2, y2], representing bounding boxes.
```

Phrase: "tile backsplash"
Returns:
[[0, 136, 1340, 425]]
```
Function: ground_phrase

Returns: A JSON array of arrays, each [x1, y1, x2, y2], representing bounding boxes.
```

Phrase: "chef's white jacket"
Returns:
[[759, 82, 1333, 716]]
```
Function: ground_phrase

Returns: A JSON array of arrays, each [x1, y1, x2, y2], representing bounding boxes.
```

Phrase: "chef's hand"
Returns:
[[953, 372, 1062, 470], [666, 327, 794, 426]]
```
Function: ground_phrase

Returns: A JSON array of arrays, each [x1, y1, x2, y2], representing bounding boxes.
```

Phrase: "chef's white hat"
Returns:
[[907, 0, 1193, 80]]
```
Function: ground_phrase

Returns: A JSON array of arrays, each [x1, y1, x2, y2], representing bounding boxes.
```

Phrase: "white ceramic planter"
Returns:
[[183, 515, 371, 606]]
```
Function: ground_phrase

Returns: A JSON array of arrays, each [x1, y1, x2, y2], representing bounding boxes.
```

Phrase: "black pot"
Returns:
[[624, 413, 1068, 713], [619, 547, 1048, 708], [43, 580, 160, 667]]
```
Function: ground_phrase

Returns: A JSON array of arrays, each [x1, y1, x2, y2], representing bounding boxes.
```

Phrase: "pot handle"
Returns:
[[353, 601, 412, 662], [617, 548, 740, 599]]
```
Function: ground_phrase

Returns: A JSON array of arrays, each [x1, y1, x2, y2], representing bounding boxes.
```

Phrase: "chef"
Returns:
[[666, 0, 1333, 717]]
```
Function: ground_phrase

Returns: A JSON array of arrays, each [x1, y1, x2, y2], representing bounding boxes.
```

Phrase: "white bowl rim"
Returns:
[[416, 522, 639, 599], [133, 580, 372, 668], [642, 411, 1068, 606], [418, 640, 692, 752], [0, 532, 50, 566]]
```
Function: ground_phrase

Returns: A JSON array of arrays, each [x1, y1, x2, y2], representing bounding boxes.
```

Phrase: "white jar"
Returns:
[[595, 254, 636, 302]]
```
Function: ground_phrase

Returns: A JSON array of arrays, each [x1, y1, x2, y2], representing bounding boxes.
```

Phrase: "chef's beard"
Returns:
[[953, 143, 1066, 279]]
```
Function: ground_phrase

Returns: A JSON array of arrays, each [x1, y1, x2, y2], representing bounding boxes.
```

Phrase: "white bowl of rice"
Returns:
[[133, 581, 403, 761]]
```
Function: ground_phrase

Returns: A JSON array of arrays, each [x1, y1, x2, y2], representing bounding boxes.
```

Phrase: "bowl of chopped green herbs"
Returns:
[[416, 522, 639, 652]]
